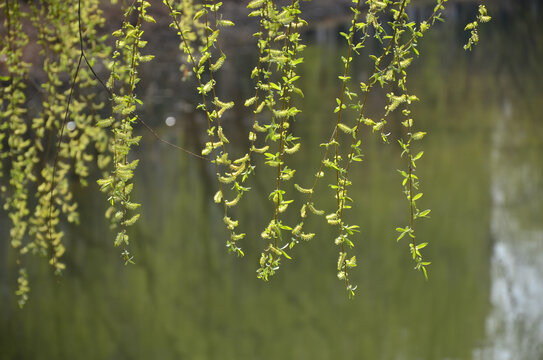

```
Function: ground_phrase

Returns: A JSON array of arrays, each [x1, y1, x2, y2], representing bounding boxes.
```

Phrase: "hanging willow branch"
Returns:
[[0, 0, 490, 305]]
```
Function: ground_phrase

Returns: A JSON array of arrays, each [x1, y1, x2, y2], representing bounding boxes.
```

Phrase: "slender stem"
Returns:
[[332, 0, 361, 289], [272, 0, 297, 248], [164, 0, 240, 253]]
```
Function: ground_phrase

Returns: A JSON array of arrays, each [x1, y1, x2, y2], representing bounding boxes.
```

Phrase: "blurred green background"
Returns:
[[1, 1, 542, 359]]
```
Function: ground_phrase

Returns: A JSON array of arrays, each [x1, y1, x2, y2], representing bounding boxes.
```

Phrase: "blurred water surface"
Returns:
[[1, 3, 542, 359]]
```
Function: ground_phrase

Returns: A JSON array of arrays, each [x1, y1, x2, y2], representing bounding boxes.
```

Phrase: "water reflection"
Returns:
[[475, 95, 543, 359]]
